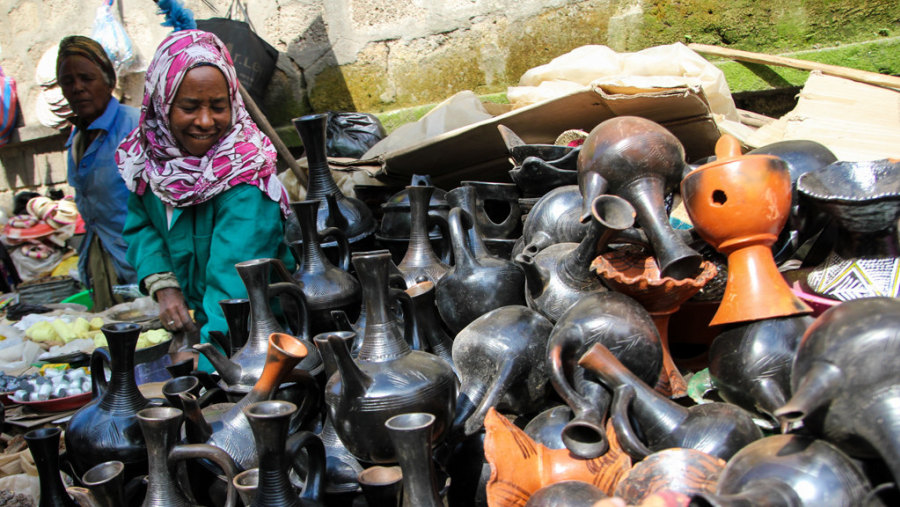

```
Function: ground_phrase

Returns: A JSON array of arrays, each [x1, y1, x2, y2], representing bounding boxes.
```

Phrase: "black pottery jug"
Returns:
[[65, 322, 151, 482], [26, 427, 78, 507]]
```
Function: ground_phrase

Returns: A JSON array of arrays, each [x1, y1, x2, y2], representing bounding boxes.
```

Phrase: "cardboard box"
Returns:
[[338, 83, 723, 189]]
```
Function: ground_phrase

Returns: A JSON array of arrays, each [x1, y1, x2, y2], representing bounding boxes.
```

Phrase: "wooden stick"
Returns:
[[688, 43, 900, 91], [238, 82, 309, 189]]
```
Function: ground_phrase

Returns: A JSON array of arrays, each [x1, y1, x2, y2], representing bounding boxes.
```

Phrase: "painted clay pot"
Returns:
[[547, 291, 662, 459], [65, 322, 151, 482], [691, 434, 873, 507], [435, 204, 527, 334], [517, 194, 634, 323], [613, 448, 724, 504], [291, 114, 375, 249], [451, 305, 553, 437], [591, 245, 717, 398], [775, 297, 900, 484], [289, 199, 361, 335], [798, 159, 900, 300], [396, 185, 451, 287], [680, 134, 812, 325], [483, 407, 631, 506], [579, 343, 763, 462], [578, 116, 702, 280], [708, 315, 813, 429]]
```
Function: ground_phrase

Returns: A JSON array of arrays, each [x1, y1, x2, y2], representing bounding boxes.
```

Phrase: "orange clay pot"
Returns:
[[592, 247, 717, 398], [680, 134, 811, 325], [484, 407, 631, 507]]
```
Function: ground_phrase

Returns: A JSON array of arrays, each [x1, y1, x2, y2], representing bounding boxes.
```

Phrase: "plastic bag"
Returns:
[[92, 0, 137, 74], [326, 112, 387, 158]]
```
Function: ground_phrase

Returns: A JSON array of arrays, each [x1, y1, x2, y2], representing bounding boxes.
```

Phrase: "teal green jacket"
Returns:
[[123, 184, 295, 371]]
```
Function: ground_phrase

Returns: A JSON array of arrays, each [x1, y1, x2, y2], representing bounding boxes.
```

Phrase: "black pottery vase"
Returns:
[[26, 427, 78, 507], [65, 322, 151, 482], [386, 413, 444, 507]]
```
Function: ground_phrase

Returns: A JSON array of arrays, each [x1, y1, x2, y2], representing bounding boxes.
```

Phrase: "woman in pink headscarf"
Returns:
[[117, 30, 294, 370]]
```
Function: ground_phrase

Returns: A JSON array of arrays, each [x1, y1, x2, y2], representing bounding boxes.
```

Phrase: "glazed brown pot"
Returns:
[[680, 134, 811, 325]]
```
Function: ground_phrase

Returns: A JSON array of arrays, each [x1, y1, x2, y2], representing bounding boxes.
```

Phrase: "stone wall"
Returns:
[[0, 0, 896, 212]]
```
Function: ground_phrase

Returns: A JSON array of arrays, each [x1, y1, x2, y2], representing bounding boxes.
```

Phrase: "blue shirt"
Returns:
[[65, 97, 139, 286]]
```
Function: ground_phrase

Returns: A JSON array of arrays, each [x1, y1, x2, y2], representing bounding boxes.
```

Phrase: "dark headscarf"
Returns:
[[56, 35, 117, 88]]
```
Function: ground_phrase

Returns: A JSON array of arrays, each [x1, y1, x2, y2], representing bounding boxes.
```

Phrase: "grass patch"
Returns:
[[712, 38, 900, 92]]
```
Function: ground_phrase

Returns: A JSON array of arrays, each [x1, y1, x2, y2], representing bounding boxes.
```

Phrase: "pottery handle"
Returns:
[[287, 431, 327, 502], [89, 346, 111, 398], [389, 288, 415, 345], [169, 443, 241, 507], [319, 226, 352, 272], [427, 212, 453, 265], [714, 134, 743, 160], [610, 384, 653, 461], [269, 281, 310, 339]]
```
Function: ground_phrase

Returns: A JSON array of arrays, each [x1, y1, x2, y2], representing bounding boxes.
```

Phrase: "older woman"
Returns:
[[116, 30, 294, 370], [57, 35, 139, 309]]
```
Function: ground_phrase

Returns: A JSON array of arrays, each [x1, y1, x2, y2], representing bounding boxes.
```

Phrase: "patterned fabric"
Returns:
[[116, 30, 290, 217], [57, 35, 118, 88]]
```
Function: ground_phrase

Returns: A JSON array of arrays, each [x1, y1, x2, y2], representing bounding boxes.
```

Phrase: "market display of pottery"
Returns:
[[3, 115, 899, 507]]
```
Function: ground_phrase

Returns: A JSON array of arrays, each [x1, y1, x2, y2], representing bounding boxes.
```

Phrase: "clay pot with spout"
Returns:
[[234, 400, 326, 507], [402, 281, 455, 370], [708, 315, 813, 428], [185, 332, 316, 469], [289, 199, 361, 335], [483, 407, 631, 506], [195, 258, 322, 391], [547, 291, 662, 459], [517, 194, 634, 322], [691, 434, 874, 507], [451, 305, 554, 437], [65, 322, 152, 482], [377, 174, 450, 264], [591, 245, 718, 398], [308, 332, 364, 501], [578, 116, 702, 280], [680, 134, 812, 325], [291, 114, 375, 250], [579, 343, 763, 461], [396, 185, 451, 287], [137, 406, 240, 507], [435, 204, 527, 333], [317, 250, 457, 464], [774, 297, 900, 484], [519, 185, 588, 255]]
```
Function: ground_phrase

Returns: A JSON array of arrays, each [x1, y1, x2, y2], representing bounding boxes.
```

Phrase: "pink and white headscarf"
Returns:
[[116, 30, 291, 217]]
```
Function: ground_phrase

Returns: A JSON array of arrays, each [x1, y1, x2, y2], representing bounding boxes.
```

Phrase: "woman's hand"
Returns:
[[156, 287, 197, 333]]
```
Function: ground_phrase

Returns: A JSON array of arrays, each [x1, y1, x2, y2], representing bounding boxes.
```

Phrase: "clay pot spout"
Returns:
[[774, 360, 844, 422]]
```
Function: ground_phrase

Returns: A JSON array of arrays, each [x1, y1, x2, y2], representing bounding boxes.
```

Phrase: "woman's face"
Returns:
[[169, 65, 232, 157], [58, 55, 113, 125]]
